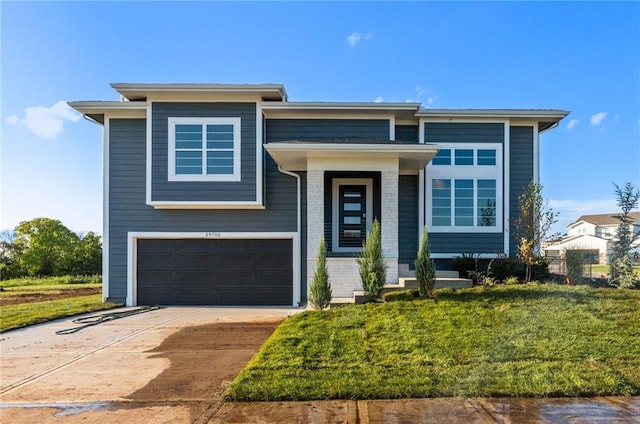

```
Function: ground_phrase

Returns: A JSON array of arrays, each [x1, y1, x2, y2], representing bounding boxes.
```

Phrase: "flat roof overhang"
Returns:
[[264, 142, 440, 172], [111, 83, 287, 101]]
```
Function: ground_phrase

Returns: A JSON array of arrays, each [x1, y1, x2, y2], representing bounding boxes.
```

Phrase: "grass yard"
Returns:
[[0, 276, 121, 332], [226, 284, 640, 400]]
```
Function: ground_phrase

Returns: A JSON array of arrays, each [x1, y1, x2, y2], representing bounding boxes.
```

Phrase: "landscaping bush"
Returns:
[[451, 253, 479, 278], [531, 257, 550, 281], [490, 256, 521, 282], [415, 227, 436, 297], [357, 219, 386, 301], [565, 250, 586, 285], [504, 276, 519, 285], [309, 238, 332, 310]]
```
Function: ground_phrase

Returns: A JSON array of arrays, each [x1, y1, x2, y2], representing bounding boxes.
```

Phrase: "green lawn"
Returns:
[[0, 276, 120, 332], [226, 284, 640, 400]]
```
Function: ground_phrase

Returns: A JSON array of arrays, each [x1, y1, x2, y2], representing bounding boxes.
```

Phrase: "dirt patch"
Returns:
[[0, 287, 101, 306], [126, 320, 282, 422]]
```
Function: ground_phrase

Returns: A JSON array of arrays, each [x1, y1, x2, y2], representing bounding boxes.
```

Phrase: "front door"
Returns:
[[332, 178, 373, 252], [338, 185, 367, 248]]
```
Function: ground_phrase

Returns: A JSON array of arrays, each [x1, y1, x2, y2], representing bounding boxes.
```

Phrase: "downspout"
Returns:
[[277, 165, 301, 306]]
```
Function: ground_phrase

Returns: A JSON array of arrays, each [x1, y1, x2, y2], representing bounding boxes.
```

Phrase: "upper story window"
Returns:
[[432, 147, 497, 167], [168, 117, 241, 182], [427, 143, 502, 233]]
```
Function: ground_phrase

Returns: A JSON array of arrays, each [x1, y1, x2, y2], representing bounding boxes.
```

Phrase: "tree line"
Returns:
[[0, 217, 102, 280]]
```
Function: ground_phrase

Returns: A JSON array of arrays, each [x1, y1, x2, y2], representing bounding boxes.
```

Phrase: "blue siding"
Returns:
[[425, 122, 504, 144], [151, 102, 257, 202], [429, 233, 504, 254], [509, 126, 534, 257], [108, 118, 300, 304], [399, 175, 418, 267], [266, 119, 390, 141], [395, 125, 418, 143], [424, 122, 506, 254]]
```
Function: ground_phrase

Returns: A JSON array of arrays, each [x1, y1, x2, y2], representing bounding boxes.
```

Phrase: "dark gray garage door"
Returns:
[[136, 239, 293, 306]]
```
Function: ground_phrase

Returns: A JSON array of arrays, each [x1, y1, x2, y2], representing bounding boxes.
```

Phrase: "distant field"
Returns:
[[0, 276, 120, 332]]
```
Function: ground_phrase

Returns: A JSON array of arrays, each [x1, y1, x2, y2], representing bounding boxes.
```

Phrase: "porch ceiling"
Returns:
[[265, 141, 440, 172]]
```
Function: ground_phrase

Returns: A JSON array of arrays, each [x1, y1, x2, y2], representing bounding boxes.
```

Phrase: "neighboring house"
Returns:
[[69, 83, 567, 307], [544, 212, 640, 264]]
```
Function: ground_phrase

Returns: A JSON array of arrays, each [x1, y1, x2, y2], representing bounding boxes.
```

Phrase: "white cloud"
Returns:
[[566, 119, 579, 130], [5, 101, 80, 139], [373, 96, 383, 103], [405, 85, 437, 106], [345, 31, 373, 48], [590, 112, 607, 126]]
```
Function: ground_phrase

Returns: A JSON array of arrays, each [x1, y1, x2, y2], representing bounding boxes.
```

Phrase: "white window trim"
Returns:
[[332, 178, 373, 253], [426, 143, 503, 233], [168, 117, 241, 182]]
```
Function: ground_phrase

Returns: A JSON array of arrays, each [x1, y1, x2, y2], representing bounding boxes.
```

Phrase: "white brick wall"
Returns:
[[308, 257, 399, 298], [381, 170, 398, 259], [305, 161, 400, 302], [306, 169, 325, 258]]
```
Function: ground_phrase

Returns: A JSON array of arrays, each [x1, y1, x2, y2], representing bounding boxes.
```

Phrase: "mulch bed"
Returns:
[[0, 287, 102, 306]]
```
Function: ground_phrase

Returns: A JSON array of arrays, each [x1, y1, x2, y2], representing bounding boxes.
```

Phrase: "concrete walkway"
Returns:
[[1, 306, 638, 423]]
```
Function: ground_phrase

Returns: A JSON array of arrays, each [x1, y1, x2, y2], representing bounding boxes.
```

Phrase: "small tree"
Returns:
[[415, 227, 436, 297], [357, 219, 387, 301], [565, 250, 586, 285], [610, 182, 640, 288], [513, 181, 558, 282], [309, 238, 332, 309]]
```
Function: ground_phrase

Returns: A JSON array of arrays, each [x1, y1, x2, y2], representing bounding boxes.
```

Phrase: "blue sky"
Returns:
[[2, 1, 639, 236]]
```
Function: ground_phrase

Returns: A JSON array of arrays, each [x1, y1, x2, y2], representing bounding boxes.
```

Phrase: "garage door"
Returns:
[[136, 239, 293, 306]]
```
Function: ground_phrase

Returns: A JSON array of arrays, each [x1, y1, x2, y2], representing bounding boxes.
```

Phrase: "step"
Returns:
[[436, 270, 460, 278], [396, 277, 472, 290], [397, 269, 462, 279]]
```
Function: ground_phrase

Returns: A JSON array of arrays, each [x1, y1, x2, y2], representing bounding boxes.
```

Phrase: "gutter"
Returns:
[[82, 114, 103, 126], [539, 121, 559, 134]]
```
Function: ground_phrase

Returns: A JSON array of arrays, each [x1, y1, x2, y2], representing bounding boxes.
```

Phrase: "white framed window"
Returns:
[[168, 117, 241, 182], [427, 143, 502, 233]]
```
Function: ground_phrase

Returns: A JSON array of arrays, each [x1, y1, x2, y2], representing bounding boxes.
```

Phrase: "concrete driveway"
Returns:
[[0, 306, 292, 423]]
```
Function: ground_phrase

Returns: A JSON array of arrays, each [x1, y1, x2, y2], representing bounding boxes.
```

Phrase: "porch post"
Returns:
[[306, 169, 324, 293], [381, 168, 399, 283]]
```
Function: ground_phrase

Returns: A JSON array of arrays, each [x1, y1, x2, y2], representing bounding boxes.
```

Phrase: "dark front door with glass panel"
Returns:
[[338, 185, 367, 248]]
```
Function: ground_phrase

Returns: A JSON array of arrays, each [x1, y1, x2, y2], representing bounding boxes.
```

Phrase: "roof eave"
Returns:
[[110, 83, 287, 101], [416, 109, 570, 119]]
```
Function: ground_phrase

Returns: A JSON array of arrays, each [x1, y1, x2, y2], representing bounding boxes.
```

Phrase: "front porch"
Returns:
[[266, 139, 440, 303]]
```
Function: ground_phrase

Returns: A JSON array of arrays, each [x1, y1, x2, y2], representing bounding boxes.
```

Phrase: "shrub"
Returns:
[[504, 276, 519, 285], [309, 238, 332, 309], [451, 253, 479, 278], [415, 227, 436, 297], [491, 256, 521, 281], [531, 257, 550, 282], [357, 219, 387, 301], [565, 250, 586, 285], [481, 276, 497, 286]]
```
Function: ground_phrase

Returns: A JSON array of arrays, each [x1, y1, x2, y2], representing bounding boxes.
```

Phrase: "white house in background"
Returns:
[[544, 212, 640, 264]]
